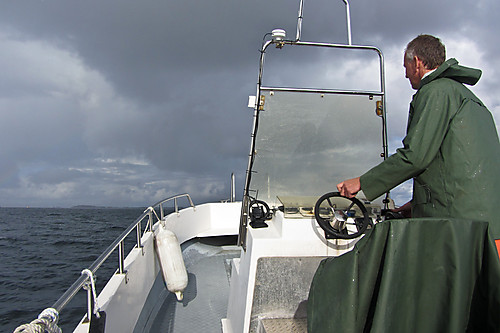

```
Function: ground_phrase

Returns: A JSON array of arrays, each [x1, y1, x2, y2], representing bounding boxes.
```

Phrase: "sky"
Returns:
[[0, 0, 498, 208]]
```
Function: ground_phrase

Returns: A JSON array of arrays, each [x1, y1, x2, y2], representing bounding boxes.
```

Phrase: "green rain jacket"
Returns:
[[360, 58, 500, 238]]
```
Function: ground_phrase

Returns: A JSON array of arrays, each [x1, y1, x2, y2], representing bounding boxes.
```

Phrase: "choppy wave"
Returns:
[[0, 207, 144, 332]]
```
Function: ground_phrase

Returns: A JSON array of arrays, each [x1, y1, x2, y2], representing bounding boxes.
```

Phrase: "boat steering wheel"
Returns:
[[314, 192, 370, 239]]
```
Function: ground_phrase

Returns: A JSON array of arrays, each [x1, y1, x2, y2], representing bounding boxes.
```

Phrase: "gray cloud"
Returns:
[[0, 0, 498, 207]]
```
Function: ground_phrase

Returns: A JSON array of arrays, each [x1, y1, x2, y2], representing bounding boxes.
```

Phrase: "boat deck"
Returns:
[[136, 237, 240, 333]]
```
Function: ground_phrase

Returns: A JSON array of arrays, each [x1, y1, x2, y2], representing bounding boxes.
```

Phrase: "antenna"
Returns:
[[342, 0, 352, 45], [296, 0, 304, 41]]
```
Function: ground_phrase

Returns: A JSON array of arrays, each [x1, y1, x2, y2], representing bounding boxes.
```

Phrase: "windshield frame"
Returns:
[[238, 39, 387, 249]]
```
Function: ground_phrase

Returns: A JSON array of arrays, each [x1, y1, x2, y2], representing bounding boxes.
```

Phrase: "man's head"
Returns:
[[404, 34, 446, 89]]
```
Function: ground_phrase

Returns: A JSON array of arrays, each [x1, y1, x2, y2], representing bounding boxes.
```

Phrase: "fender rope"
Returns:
[[81, 269, 101, 319]]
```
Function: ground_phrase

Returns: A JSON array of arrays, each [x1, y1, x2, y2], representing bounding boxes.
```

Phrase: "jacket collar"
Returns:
[[419, 58, 458, 88]]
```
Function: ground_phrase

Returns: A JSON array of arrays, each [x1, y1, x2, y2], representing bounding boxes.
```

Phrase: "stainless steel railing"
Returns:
[[51, 193, 195, 320]]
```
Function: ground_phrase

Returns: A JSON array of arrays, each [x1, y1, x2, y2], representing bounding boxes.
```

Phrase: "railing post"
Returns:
[[187, 195, 196, 211], [160, 203, 164, 220], [175, 198, 179, 215], [136, 220, 143, 252], [231, 173, 235, 202], [148, 210, 153, 232], [118, 240, 125, 275]]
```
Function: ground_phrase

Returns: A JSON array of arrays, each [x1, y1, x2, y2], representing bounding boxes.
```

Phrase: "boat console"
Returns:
[[223, 1, 390, 331]]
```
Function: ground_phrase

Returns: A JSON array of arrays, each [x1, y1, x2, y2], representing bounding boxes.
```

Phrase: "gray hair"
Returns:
[[405, 34, 446, 70]]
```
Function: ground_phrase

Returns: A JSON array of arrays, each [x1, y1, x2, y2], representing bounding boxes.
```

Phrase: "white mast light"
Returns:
[[271, 29, 286, 41]]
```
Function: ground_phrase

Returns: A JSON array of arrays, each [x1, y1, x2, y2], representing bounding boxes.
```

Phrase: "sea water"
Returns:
[[0, 207, 145, 332]]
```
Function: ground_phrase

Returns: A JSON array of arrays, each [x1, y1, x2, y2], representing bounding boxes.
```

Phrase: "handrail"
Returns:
[[50, 193, 196, 318], [152, 193, 196, 219]]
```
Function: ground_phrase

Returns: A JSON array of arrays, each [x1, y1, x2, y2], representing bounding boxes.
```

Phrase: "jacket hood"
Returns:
[[420, 58, 482, 88]]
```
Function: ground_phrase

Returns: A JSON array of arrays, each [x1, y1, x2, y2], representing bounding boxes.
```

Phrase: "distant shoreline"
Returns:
[[71, 205, 142, 209]]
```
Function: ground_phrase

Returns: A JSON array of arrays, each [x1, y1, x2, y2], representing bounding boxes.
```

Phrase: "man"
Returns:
[[337, 34, 500, 239]]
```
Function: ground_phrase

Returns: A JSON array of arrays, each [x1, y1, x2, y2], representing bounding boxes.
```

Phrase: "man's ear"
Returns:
[[414, 56, 425, 70]]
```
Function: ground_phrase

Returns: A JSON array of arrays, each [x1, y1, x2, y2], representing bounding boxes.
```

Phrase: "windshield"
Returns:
[[248, 89, 384, 208]]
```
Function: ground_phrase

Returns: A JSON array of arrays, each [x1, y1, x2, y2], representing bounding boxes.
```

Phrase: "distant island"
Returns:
[[70, 205, 142, 209]]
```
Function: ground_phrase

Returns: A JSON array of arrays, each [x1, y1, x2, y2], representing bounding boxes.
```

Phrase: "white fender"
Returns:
[[155, 227, 188, 301]]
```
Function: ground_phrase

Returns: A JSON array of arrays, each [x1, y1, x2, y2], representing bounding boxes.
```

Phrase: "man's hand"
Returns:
[[336, 177, 361, 198], [392, 201, 412, 218]]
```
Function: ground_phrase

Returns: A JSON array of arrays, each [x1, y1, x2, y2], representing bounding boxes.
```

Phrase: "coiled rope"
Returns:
[[13, 308, 62, 333]]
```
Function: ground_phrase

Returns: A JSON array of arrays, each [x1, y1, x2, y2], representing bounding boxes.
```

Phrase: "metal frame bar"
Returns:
[[260, 86, 384, 96], [296, 0, 352, 45]]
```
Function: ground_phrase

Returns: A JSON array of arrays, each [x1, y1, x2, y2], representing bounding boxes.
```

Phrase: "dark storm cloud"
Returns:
[[1, 0, 299, 102], [0, 0, 498, 207]]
